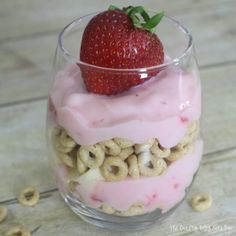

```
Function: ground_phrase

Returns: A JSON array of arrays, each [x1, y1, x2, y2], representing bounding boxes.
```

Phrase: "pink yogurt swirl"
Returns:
[[49, 64, 201, 147]]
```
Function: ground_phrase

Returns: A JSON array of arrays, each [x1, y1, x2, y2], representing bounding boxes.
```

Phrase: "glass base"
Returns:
[[63, 193, 183, 231]]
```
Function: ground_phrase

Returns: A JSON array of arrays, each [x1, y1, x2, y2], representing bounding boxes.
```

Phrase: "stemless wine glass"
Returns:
[[47, 11, 203, 231]]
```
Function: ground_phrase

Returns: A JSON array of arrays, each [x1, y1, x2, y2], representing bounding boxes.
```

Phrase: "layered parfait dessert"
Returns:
[[48, 6, 203, 218]]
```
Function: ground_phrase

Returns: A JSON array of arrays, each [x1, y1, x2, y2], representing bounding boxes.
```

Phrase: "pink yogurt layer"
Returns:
[[55, 140, 203, 213], [49, 64, 201, 148]]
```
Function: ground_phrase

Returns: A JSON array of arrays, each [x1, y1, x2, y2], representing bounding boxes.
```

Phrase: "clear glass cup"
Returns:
[[47, 11, 203, 231]]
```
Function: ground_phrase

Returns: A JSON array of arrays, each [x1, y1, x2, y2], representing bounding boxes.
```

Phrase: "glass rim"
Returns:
[[58, 11, 193, 72]]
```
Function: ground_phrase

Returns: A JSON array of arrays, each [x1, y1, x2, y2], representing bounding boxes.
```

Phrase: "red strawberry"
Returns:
[[80, 6, 164, 95]]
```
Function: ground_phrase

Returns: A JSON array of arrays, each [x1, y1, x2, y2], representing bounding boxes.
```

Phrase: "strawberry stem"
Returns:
[[128, 6, 150, 22], [108, 5, 164, 33], [108, 5, 120, 11], [123, 6, 133, 15]]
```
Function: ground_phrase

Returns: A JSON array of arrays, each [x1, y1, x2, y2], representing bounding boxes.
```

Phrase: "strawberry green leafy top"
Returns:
[[109, 5, 164, 33]]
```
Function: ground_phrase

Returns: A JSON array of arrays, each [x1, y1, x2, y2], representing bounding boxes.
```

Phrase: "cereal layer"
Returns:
[[52, 121, 199, 181]]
